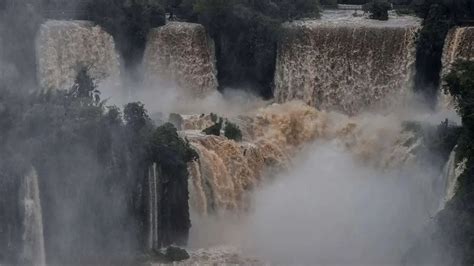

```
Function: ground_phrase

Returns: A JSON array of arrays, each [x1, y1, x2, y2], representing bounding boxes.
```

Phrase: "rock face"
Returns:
[[143, 22, 218, 97], [274, 17, 420, 115], [36, 20, 120, 90], [442, 26, 474, 75], [183, 101, 421, 215]]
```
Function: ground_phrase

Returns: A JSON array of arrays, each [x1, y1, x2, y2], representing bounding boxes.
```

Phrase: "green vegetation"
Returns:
[[202, 115, 242, 142], [363, 0, 391, 21], [413, 0, 474, 103], [413, 3, 452, 102], [0, 71, 197, 263], [443, 61, 474, 163], [403, 119, 460, 152], [426, 61, 474, 265], [414, 0, 474, 21], [203, 117, 223, 136], [224, 120, 243, 141], [319, 0, 338, 7], [2, 0, 320, 96]]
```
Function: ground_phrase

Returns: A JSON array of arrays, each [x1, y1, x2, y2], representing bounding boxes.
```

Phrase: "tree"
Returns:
[[224, 120, 242, 141], [124, 102, 152, 132], [444, 61, 474, 133], [426, 61, 474, 265], [69, 67, 100, 104], [202, 117, 223, 136], [363, 0, 391, 20]]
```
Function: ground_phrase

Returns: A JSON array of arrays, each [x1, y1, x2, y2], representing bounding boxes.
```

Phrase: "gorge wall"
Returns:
[[274, 17, 420, 115], [143, 22, 218, 97], [36, 20, 120, 90]]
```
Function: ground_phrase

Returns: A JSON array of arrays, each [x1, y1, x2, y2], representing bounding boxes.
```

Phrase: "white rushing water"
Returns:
[[36, 20, 121, 91], [19, 168, 45, 266], [274, 11, 420, 115], [143, 22, 218, 98], [148, 163, 160, 251]]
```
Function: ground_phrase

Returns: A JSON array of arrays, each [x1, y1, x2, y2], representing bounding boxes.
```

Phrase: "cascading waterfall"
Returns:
[[439, 26, 474, 107], [143, 22, 218, 97], [442, 26, 474, 76], [36, 20, 120, 90], [274, 14, 420, 114], [9, 10, 467, 264], [19, 168, 45, 266], [148, 163, 160, 250], [437, 148, 467, 211], [184, 101, 425, 216]]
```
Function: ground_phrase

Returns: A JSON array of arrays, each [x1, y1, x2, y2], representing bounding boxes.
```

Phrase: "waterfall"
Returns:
[[184, 101, 421, 215], [437, 148, 467, 211], [148, 163, 161, 250], [143, 22, 218, 97], [442, 26, 474, 76], [36, 20, 121, 90], [274, 16, 420, 115], [439, 26, 474, 109], [19, 168, 45, 266]]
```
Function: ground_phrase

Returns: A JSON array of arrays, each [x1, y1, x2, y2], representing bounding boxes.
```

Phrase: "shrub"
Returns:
[[202, 118, 223, 136], [363, 0, 391, 20], [224, 120, 242, 141], [165, 246, 190, 261]]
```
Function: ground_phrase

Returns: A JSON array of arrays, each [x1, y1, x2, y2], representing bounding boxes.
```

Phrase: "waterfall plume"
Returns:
[[143, 22, 218, 97], [36, 20, 120, 90], [274, 15, 420, 115]]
